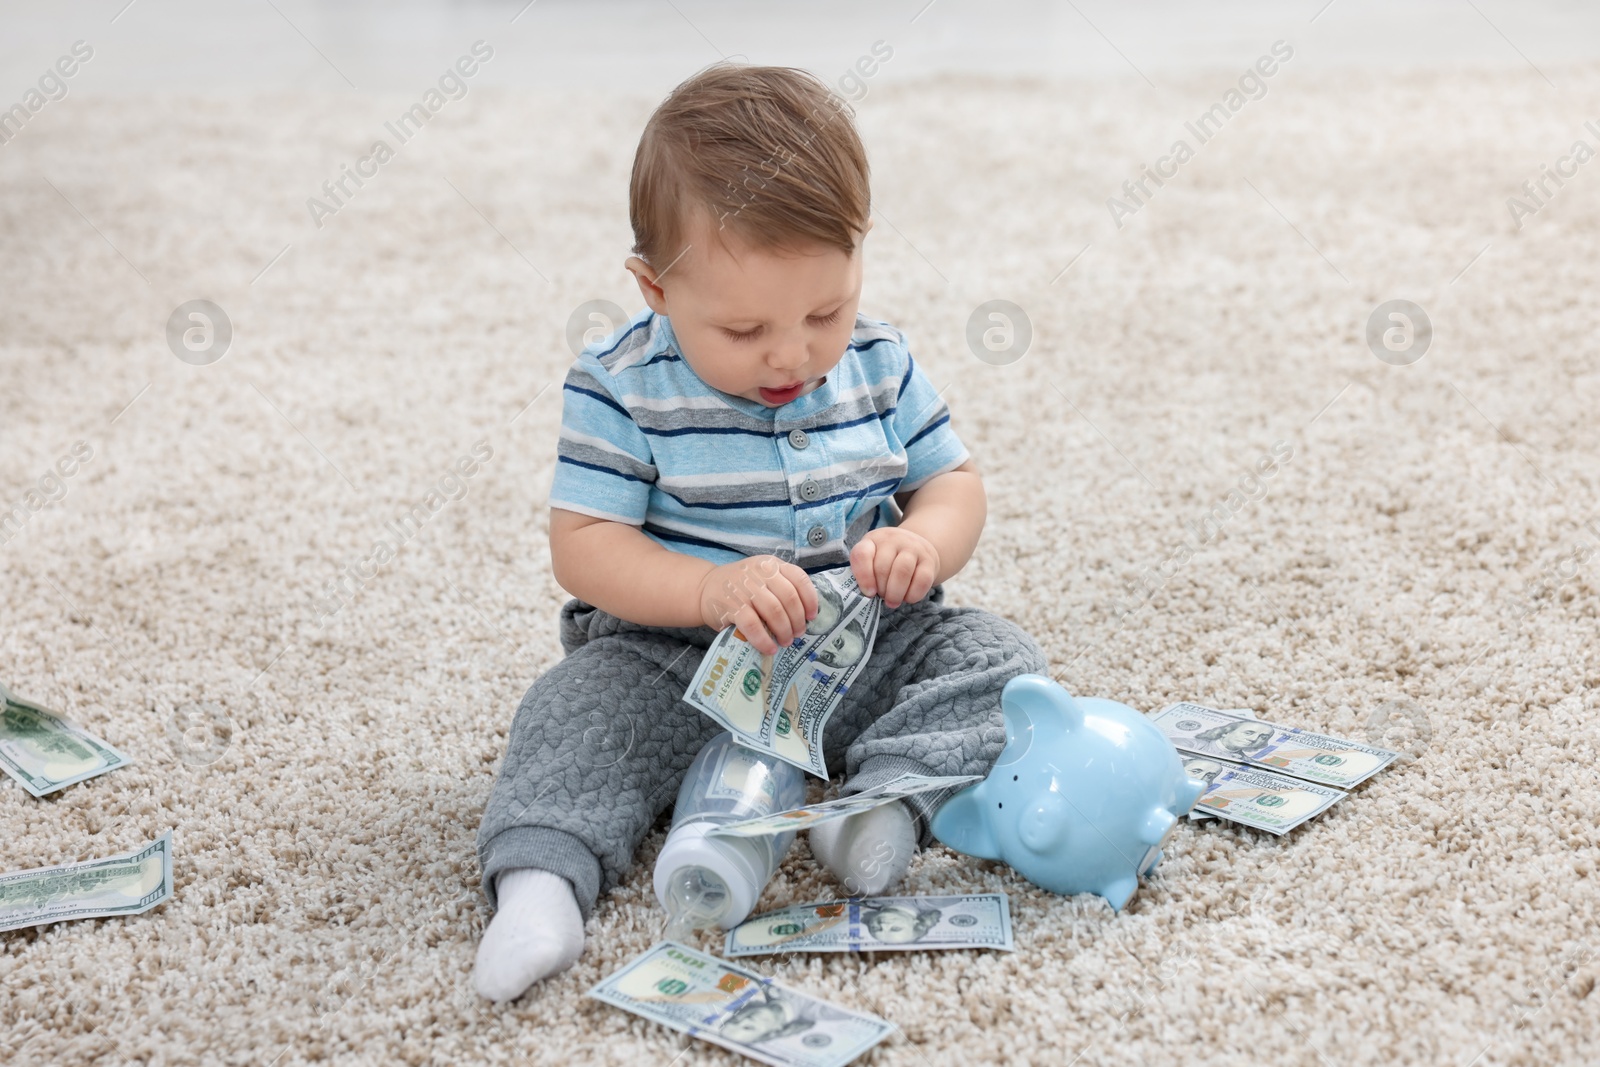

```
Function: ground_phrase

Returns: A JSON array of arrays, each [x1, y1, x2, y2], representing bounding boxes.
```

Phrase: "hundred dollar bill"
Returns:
[[587, 941, 892, 1067], [1185, 709, 1256, 822], [725, 893, 1013, 956], [0, 831, 173, 933], [1188, 762, 1345, 835], [685, 568, 881, 778], [0, 681, 133, 797], [1150, 702, 1398, 789], [708, 773, 981, 839]]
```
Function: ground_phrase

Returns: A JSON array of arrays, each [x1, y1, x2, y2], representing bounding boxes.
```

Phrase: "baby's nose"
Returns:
[[767, 342, 808, 370]]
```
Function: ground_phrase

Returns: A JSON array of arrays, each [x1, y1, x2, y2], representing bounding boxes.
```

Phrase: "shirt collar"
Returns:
[[659, 314, 842, 423]]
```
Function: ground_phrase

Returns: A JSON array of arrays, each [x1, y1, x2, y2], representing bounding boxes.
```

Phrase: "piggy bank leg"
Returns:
[[1102, 874, 1139, 913]]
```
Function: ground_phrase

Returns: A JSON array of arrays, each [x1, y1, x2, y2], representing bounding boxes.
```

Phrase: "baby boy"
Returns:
[[473, 63, 1046, 1002]]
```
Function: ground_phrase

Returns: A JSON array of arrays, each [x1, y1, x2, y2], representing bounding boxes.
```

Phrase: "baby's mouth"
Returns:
[[758, 380, 808, 405]]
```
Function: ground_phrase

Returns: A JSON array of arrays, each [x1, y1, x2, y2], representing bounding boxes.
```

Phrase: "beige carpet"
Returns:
[[3, 64, 1599, 1067]]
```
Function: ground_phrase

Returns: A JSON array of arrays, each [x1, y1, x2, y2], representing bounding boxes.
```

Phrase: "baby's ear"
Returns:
[[625, 255, 669, 313]]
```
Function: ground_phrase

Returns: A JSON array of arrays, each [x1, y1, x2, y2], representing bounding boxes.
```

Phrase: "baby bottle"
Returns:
[[654, 732, 807, 939]]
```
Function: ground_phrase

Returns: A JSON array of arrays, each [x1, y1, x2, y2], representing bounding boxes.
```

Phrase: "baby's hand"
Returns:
[[698, 555, 819, 655], [850, 528, 941, 609]]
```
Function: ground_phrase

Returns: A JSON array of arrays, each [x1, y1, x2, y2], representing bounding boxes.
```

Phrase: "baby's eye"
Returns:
[[722, 309, 841, 341]]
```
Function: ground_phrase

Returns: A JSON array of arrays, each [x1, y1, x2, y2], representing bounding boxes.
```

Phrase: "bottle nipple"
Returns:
[[661, 866, 732, 941]]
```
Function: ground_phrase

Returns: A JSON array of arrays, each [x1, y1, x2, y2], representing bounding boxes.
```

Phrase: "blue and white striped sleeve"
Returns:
[[548, 355, 657, 524], [889, 338, 970, 492]]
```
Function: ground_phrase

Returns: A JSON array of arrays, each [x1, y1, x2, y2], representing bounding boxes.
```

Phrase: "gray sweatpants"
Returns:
[[475, 585, 1048, 918]]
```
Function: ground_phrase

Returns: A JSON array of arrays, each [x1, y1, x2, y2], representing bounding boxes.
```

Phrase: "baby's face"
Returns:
[[629, 210, 869, 407]]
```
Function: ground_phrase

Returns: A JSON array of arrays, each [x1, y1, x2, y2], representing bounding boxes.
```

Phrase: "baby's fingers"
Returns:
[[872, 544, 905, 605], [762, 576, 808, 646], [748, 585, 800, 652], [779, 562, 820, 621], [733, 603, 779, 656], [880, 547, 921, 609], [850, 538, 879, 597], [905, 555, 937, 606]]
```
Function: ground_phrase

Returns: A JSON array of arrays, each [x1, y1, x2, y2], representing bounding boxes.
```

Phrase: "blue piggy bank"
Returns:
[[930, 675, 1204, 911]]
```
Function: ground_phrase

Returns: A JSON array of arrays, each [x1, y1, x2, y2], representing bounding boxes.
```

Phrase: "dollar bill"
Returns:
[[0, 831, 173, 932], [1187, 761, 1345, 835], [725, 893, 1013, 956], [685, 568, 881, 778], [587, 941, 892, 1067], [1150, 702, 1398, 789], [707, 773, 981, 839], [0, 681, 133, 797], [699, 737, 793, 813], [1186, 709, 1255, 822]]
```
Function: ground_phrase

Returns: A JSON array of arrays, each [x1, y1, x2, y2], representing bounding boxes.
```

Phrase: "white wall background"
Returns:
[[3, 0, 1599, 96]]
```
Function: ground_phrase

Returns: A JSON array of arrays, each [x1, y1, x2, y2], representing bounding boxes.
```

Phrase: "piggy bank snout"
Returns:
[[1016, 792, 1070, 853]]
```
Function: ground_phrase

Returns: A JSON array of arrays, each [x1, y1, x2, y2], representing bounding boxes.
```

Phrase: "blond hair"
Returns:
[[629, 63, 871, 271]]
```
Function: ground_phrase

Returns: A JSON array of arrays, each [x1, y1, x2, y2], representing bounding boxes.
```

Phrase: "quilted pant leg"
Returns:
[[820, 594, 1049, 845], [475, 628, 722, 919]]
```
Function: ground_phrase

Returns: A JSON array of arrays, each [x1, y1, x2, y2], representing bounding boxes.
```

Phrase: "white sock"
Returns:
[[808, 800, 917, 896], [473, 868, 586, 1002]]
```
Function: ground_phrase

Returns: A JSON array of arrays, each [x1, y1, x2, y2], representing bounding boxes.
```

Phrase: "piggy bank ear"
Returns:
[[930, 786, 1002, 861], [994, 675, 1083, 768], [1018, 792, 1071, 853]]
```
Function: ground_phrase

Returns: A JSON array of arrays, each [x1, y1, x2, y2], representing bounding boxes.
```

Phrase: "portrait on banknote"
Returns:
[[807, 580, 846, 635], [812, 619, 868, 669], [1185, 720, 1275, 760], [1181, 757, 1228, 787], [860, 902, 942, 945], [715, 986, 817, 1044]]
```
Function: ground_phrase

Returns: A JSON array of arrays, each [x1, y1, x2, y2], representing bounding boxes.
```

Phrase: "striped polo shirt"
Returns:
[[549, 309, 969, 571]]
